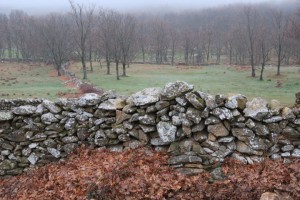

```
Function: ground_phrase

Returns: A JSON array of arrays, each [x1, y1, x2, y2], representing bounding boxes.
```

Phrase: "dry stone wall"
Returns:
[[0, 81, 300, 177]]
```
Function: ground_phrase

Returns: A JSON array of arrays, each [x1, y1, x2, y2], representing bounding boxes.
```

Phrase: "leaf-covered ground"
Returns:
[[0, 147, 299, 199]]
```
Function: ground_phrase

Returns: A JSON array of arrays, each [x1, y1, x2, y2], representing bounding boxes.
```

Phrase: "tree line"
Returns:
[[0, 1, 299, 80]]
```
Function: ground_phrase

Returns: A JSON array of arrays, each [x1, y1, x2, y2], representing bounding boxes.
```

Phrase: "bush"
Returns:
[[79, 83, 104, 95]]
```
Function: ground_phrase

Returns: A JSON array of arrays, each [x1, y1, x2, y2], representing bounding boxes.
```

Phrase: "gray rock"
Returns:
[[5, 130, 27, 142], [47, 147, 61, 158], [43, 100, 61, 114], [232, 128, 255, 142], [294, 119, 300, 125], [139, 114, 156, 125], [131, 87, 162, 106], [63, 143, 78, 154], [94, 130, 108, 146], [185, 93, 205, 110], [225, 95, 247, 110], [244, 98, 269, 120], [99, 99, 126, 110], [62, 136, 78, 144], [281, 107, 295, 120], [271, 154, 282, 160], [218, 136, 235, 143], [245, 119, 256, 129], [12, 105, 36, 115], [139, 125, 156, 133], [205, 116, 221, 125], [127, 140, 144, 149], [193, 131, 208, 142], [269, 99, 281, 115], [108, 145, 123, 152], [291, 149, 300, 157], [168, 155, 202, 165], [263, 116, 283, 123], [186, 107, 202, 124], [207, 123, 229, 137], [211, 107, 233, 120], [161, 81, 193, 100], [94, 118, 105, 125], [157, 121, 177, 143], [283, 126, 300, 139], [176, 168, 204, 176], [150, 138, 170, 146], [253, 123, 269, 136], [191, 122, 205, 132], [155, 101, 170, 110], [41, 113, 58, 124], [78, 93, 101, 106], [115, 110, 131, 125], [64, 118, 76, 130], [76, 112, 93, 122], [281, 145, 294, 152], [0, 111, 13, 121], [231, 153, 247, 164], [175, 97, 188, 106], [0, 160, 16, 170], [28, 153, 39, 165], [249, 137, 271, 151]]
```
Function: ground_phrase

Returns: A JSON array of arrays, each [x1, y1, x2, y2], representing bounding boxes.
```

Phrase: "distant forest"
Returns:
[[0, 1, 299, 79]]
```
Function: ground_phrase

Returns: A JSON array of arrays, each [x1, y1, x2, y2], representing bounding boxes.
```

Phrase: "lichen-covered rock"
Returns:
[[185, 93, 205, 110], [186, 107, 202, 124], [64, 118, 76, 130], [27, 153, 39, 165], [211, 107, 233, 120], [42, 100, 61, 114], [225, 94, 247, 110], [0, 111, 13, 121], [0, 160, 16, 170], [12, 105, 36, 115], [139, 114, 156, 125], [281, 107, 295, 120], [41, 113, 58, 124], [161, 81, 193, 100], [78, 93, 101, 106], [207, 123, 229, 137], [5, 130, 27, 142], [168, 155, 202, 165], [130, 88, 162, 106], [244, 98, 268, 120], [232, 128, 255, 142], [47, 147, 61, 158], [99, 99, 126, 110], [116, 110, 131, 125], [269, 99, 281, 115], [157, 121, 177, 142]]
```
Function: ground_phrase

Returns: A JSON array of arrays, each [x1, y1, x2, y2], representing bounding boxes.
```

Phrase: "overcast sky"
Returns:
[[0, 0, 290, 14]]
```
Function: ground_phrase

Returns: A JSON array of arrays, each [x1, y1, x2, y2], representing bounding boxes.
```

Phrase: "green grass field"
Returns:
[[72, 62, 300, 106], [0, 62, 75, 100]]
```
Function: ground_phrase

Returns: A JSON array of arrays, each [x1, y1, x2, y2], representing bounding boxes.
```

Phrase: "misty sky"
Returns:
[[0, 0, 289, 13]]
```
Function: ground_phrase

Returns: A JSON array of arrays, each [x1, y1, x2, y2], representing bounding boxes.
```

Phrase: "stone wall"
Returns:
[[0, 81, 299, 177]]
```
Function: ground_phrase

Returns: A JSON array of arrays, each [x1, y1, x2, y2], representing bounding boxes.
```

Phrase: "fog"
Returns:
[[0, 0, 290, 14]]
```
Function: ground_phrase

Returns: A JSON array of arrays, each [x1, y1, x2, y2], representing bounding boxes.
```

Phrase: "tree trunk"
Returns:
[[106, 61, 110, 75], [260, 63, 265, 81], [116, 61, 120, 80], [277, 45, 281, 76], [122, 62, 127, 76], [82, 55, 87, 80]]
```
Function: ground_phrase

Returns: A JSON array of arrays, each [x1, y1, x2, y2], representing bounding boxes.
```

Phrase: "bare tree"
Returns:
[[69, 0, 95, 79], [39, 14, 72, 76], [119, 14, 136, 76], [270, 9, 288, 76], [243, 6, 258, 77]]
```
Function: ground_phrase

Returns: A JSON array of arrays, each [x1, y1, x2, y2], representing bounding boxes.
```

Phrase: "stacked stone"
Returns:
[[0, 81, 300, 177]]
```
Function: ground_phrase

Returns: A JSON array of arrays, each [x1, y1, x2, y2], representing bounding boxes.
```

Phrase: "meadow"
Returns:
[[0, 62, 75, 100], [72, 62, 300, 106]]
